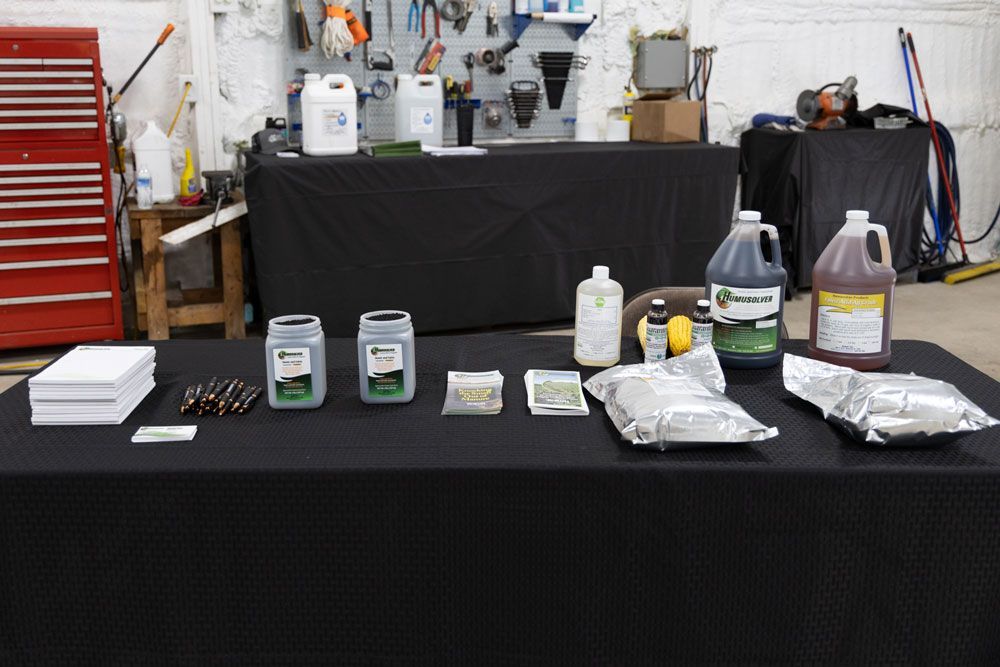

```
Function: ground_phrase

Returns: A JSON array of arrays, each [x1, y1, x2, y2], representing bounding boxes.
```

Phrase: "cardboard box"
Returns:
[[631, 99, 701, 143]]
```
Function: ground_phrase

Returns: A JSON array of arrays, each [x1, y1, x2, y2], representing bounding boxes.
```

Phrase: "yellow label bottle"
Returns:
[[179, 148, 198, 197]]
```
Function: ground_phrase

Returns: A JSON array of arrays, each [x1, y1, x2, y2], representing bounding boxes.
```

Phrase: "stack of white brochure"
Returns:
[[29, 346, 156, 425]]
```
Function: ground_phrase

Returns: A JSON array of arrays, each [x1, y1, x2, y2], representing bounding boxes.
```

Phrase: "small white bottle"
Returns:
[[136, 165, 153, 210], [574, 265, 624, 367]]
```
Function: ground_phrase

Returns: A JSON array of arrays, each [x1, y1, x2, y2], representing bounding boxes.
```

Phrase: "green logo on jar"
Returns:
[[371, 346, 380, 355], [278, 351, 287, 359], [595, 297, 606, 307], [715, 288, 732, 309]]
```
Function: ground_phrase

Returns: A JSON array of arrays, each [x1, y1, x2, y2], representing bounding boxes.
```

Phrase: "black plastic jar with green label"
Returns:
[[265, 315, 327, 409], [357, 310, 416, 404], [704, 211, 787, 369]]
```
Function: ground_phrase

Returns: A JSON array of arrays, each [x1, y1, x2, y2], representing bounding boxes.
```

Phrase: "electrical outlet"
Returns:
[[210, 0, 239, 13], [178, 75, 199, 103]]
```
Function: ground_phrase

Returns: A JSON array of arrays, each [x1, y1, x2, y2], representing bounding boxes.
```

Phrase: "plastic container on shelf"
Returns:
[[395, 74, 443, 146], [808, 210, 897, 370], [131, 120, 174, 203], [704, 210, 787, 369], [301, 73, 358, 156]]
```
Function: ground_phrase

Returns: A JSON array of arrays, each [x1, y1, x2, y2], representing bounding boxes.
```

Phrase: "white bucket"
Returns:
[[301, 73, 358, 156], [395, 74, 443, 147], [132, 120, 174, 203]]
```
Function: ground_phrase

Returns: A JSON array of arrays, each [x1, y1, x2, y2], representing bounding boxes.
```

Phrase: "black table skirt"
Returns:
[[1, 337, 999, 664], [245, 142, 738, 336], [740, 127, 930, 289]]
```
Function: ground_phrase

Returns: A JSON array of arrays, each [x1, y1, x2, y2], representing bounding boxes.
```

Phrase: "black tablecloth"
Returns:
[[2, 336, 999, 664], [245, 142, 738, 336], [740, 127, 930, 289]]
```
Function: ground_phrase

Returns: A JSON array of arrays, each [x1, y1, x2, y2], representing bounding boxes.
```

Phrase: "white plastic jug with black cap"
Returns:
[[301, 73, 358, 156]]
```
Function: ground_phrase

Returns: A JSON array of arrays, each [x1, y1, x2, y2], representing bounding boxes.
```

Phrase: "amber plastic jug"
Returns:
[[705, 210, 787, 369], [808, 210, 896, 370]]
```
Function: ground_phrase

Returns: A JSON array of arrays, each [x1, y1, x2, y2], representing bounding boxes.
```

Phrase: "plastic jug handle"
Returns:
[[868, 222, 892, 269], [322, 73, 354, 89], [761, 223, 782, 269]]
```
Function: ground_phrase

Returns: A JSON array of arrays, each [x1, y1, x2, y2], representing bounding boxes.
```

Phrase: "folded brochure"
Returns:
[[524, 369, 589, 416], [441, 370, 504, 415]]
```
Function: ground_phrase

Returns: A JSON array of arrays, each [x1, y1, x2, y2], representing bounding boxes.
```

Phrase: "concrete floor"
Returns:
[[2, 272, 999, 396]]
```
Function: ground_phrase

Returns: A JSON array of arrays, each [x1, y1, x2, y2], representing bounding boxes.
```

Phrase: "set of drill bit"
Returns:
[[179, 377, 263, 417]]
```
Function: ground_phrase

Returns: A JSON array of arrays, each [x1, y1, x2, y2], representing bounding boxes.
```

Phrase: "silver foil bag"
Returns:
[[783, 354, 999, 446], [584, 345, 779, 451]]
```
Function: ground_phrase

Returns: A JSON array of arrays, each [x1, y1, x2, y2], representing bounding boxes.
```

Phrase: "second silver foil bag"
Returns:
[[584, 345, 779, 451], [783, 353, 999, 446]]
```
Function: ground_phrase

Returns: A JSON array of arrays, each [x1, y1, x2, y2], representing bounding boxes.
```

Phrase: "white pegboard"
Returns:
[[284, 1, 588, 141]]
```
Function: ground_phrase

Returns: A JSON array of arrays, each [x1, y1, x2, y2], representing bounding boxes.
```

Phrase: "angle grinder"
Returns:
[[796, 76, 858, 130]]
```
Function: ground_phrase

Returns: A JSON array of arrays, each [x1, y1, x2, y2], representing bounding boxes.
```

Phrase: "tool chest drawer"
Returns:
[[0, 30, 103, 144], [0, 28, 122, 349]]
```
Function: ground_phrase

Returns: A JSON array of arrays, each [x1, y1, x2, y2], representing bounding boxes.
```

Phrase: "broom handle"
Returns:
[[907, 32, 968, 262]]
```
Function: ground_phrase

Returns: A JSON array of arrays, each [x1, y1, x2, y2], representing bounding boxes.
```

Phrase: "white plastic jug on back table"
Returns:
[[132, 120, 174, 203], [301, 73, 358, 156], [395, 74, 443, 146]]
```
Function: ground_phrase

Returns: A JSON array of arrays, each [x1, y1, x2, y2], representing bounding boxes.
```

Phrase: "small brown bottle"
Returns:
[[691, 299, 713, 347]]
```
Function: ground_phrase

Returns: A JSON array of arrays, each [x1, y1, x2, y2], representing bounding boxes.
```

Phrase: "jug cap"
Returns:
[[738, 210, 761, 222], [592, 265, 609, 279], [846, 210, 869, 220]]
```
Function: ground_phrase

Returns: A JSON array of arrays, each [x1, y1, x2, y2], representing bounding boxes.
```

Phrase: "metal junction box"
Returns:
[[635, 39, 688, 91]]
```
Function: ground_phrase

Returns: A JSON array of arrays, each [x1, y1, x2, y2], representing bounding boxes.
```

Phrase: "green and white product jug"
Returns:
[[574, 265, 624, 367], [704, 211, 787, 369], [265, 315, 327, 409], [357, 310, 416, 404]]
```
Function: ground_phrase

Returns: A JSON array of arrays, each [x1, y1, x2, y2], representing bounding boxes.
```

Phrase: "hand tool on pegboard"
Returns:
[[293, 0, 313, 51], [364, 0, 394, 70], [486, 1, 499, 36], [421, 0, 441, 39]]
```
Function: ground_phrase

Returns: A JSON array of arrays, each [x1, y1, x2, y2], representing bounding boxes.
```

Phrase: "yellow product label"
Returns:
[[817, 291, 884, 316], [815, 291, 886, 355]]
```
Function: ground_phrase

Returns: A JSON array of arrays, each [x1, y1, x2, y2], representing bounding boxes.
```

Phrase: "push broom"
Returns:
[[898, 28, 946, 266], [907, 32, 1000, 283]]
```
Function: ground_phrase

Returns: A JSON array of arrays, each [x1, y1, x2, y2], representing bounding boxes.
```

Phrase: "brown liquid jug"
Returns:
[[808, 210, 896, 370]]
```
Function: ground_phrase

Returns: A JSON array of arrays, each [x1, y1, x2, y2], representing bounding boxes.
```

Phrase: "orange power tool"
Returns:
[[796, 76, 858, 130]]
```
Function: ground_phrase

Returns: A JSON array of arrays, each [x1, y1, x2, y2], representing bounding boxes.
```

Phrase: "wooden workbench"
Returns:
[[127, 195, 245, 340]]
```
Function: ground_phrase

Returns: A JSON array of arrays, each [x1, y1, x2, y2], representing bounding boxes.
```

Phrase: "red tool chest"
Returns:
[[0, 27, 123, 349]]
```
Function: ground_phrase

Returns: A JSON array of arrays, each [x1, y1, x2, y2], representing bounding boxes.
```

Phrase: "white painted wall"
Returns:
[[3, 0, 997, 259]]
